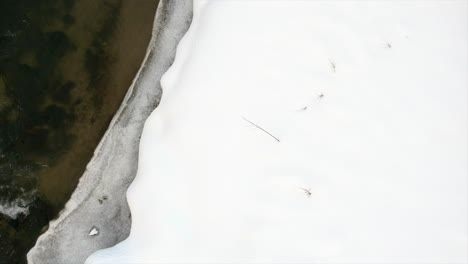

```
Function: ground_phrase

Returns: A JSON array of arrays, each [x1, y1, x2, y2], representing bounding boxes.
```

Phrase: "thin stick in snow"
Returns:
[[298, 187, 312, 198], [297, 93, 324, 111], [329, 59, 336, 73], [242, 117, 280, 143]]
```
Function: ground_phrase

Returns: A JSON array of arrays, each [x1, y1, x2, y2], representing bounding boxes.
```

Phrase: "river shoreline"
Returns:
[[1, 0, 157, 262], [27, 1, 193, 263]]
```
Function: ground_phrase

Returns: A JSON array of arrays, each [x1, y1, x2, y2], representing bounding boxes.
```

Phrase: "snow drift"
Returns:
[[87, 0, 468, 263]]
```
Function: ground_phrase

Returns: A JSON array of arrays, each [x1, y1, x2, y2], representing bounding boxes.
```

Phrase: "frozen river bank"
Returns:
[[27, 1, 192, 263]]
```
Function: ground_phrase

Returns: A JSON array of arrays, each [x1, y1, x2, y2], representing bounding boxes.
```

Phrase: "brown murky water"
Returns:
[[0, 0, 158, 263]]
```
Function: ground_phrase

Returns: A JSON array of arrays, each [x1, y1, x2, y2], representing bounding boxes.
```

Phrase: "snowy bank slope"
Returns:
[[87, 0, 468, 263]]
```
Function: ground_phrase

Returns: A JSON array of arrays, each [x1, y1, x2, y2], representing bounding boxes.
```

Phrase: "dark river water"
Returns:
[[0, 0, 158, 263]]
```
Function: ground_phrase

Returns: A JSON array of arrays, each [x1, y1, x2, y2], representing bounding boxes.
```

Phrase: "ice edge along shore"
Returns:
[[27, 1, 193, 263]]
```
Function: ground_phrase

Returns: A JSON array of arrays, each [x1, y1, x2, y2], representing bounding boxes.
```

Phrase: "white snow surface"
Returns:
[[87, 0, 468, 263]]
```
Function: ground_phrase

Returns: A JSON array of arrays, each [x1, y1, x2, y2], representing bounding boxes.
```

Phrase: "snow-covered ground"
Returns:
[[87, 0, 468, 263]]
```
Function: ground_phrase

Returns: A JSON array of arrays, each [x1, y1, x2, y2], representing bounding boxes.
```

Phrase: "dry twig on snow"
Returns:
[[242, 116, 280, 143]]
